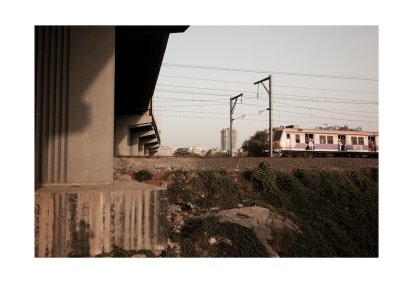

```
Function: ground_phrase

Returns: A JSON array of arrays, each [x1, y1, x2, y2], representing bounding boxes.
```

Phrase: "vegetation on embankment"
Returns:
[[164, 162, 378, 257]]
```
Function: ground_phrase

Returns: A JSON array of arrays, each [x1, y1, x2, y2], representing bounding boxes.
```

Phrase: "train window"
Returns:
[[327, 136, 333, 144], [320, 135, 326, 144], [295, 134, 300, 143], [358, 137, 364, 145], [351, 137, 358, 145], [287, 134, 290, 139], [273, 131, 282, 141]]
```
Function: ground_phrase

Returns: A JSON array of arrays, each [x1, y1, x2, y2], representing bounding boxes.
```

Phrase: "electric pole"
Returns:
[[230, 93, 243, 157], [254, 75, 273, 157]]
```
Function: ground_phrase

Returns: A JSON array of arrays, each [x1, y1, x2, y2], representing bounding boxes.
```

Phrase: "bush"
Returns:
[[167, 169, 243, 209], [166, 163, 378, 257], [277, 168, 378, 257], [196, 169, 242, 209], [178, 217, 268, 257], [167, 170, 193, 204], [243, 161, 277, 193], [135, 170, 152, 181], [243, 165, 378, 257]]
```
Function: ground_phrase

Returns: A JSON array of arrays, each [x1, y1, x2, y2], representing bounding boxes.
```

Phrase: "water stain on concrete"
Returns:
[[35, 181, 167, 257]]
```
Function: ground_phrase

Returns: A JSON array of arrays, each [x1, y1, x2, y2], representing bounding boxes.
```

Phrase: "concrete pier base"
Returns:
[[35, 181, 167, 257]]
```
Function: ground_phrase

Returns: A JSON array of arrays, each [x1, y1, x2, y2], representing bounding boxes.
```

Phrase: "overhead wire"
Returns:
[[157, 107, 377, 124], [156, 103, 378, 119], [155, 88, 378, 104], [274, 101, 378, 119], [162, 63, 379, 81], [159, 74, 250, 85], [155, 64, 378, 134], [158, 114, 378, 127], [157, 80, 378, 95]]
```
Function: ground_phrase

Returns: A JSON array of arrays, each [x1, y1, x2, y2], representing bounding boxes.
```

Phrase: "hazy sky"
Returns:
[[154, 26, 378, 149]]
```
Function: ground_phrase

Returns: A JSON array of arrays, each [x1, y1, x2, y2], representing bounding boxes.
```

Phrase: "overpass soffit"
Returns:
[[148, 144, 160, 149], [129, 122, 153, 131], [144, 141, 159, 147], [116, 26, 189, 35], [139, 136, 157, 142], [115, 26, 188, 116]]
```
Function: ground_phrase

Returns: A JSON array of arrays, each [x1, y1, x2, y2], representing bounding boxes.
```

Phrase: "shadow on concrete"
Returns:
[[68, 220, 94, 257], [34, 26, 115, 185], [67, 26, 115, 134], [35, 26, 115, 135]]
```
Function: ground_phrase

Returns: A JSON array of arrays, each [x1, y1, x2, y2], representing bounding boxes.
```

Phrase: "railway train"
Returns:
[[270, 125, 378, 157]]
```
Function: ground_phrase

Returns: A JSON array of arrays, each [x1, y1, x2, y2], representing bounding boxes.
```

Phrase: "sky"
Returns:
[[153, 26, 378, 149]]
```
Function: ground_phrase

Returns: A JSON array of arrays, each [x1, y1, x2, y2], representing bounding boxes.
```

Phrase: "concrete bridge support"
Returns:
[[35, 182, 168, 257], [35, 25, 188, 257], [35, 26, 115, 185], [139, 137, 158, 156], [115, 113, 160, 157]]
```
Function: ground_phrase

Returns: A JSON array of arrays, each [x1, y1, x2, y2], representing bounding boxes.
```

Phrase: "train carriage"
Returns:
[[271, 125, 378, 157]]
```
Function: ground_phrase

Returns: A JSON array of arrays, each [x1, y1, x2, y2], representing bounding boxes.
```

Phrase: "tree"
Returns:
[[174, 148, 202, 157], [242, 130, 268, 157], [205, 149, 229, 157]]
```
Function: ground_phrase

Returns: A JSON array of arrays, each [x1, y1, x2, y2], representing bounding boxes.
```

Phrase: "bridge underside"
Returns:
[[35, 25, 188, 186], [34, 25, 188, 257]]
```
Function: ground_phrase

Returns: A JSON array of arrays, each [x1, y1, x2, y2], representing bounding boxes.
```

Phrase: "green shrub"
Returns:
[[166, 164, 378, 257], [245, 165, 378, 257], [286, 168, 378, 257], [167, 170, 193, 204], [196, 169, 242, 209], [177, 217, 268, 257], [293, 168, 322, 188], [243, 161, 277, 193], [135, 170, 152, 181]]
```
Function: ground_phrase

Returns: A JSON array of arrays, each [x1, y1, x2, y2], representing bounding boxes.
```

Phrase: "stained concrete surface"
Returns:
[[35, 181, 167, 257]]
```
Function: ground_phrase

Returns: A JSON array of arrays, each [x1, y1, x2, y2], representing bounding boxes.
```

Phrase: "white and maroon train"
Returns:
[[271, 125, 378, 157]]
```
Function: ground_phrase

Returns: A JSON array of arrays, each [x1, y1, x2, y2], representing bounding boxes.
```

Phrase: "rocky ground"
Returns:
[[165, 204, 300, 257]]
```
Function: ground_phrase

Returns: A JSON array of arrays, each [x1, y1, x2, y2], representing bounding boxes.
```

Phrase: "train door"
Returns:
[[338, 135, 346, 151], [286, 133, 291, 149], [305, 134, 314, 150], [368, 136, 376, 151]]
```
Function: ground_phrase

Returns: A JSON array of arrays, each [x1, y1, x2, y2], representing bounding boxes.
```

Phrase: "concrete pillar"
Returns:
[[138, 136, 156, 156], [35, 27, 70, 184], [115, 123, 130, 156], [114, 113, 154, 156], [140, 137, 157, 156], [66, 27, 115, 183], [144, 142, 159, 156], [35, 26, 115, 185]]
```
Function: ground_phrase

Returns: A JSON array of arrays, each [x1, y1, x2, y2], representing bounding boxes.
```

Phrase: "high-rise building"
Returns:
[[220, 128, 237, 151]]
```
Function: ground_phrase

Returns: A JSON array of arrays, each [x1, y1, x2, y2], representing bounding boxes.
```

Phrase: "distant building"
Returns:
[[154, 146, 176, 156], [188, 145, 208, 156], [220, 128, 237, 151]]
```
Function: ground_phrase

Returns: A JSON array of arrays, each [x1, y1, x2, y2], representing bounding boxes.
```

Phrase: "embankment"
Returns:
[[116, 157, 378, 257]]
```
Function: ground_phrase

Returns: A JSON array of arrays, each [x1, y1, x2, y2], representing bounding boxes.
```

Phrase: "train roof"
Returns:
[[273, 126, 378, 136]]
